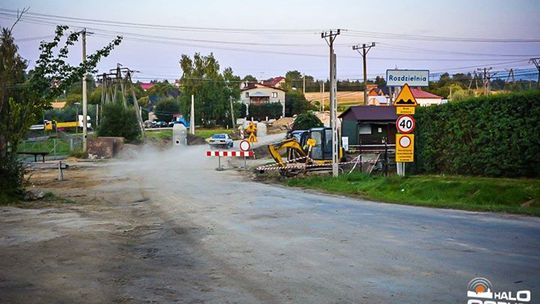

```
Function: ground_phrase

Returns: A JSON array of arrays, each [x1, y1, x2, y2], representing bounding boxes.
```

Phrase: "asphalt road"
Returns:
[[108, 141, 540, 303]]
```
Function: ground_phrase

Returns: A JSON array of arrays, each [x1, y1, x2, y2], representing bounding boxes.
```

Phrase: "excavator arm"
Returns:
[[267, 138, 308, 167]]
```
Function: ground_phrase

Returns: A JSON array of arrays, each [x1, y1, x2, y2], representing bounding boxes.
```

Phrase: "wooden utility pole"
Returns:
[[190, 94, 195, 135], [322, 29, 340, 177], [81, 29, 88, 152], [352, 43, 376, 105], [229, 96, 235, 129]]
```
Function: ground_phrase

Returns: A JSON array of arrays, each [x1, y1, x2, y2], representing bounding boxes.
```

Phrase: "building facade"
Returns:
[[240, 83, 286, 117], [339, 106, 398, 150]]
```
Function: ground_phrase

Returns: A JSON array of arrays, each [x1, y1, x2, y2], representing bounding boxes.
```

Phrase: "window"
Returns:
[[272, 92, 278, 98], [358, 124, 371, 135], [378, 127, 383, 133], [245, 92, 249, 98]]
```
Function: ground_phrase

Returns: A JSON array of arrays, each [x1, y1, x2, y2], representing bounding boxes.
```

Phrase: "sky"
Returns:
[[1, 0, 539, 83]]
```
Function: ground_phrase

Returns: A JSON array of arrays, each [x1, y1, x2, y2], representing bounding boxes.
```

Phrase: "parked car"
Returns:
[[152, 121, 167, 128], [208, 133, 233, 149]]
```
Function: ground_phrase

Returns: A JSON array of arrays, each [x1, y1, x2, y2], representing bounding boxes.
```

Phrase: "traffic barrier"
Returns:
[[206, 150, 254, 157], [206, 150, 254, 171]]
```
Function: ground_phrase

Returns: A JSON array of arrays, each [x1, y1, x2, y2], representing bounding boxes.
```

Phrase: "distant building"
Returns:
[[140, 82, 155, 91], [410, 88, 443, 106], [262, 76, 286, 88], [339, 106, 398, 150], [367, 87, 389, 106], [240, 83, 286, 117]]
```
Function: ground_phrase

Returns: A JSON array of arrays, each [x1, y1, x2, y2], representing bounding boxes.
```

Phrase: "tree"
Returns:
[[0, 21, 121, 201], [154, 97, 181, 121], [178, 53, 240, 127], [0, 27, 28, 202], [147, 81, 179, 98], [292, 112, 323, 130], [285, 90, 315, 116], [97, 102, 140, 142], [242, 75, 257, 82]]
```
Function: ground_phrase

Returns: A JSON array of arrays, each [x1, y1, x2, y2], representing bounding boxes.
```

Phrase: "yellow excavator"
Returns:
[[266, 127, 346, 176]]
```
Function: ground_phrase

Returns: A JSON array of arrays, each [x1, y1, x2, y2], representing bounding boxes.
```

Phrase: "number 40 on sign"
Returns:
[[396, 114, 416, 134]]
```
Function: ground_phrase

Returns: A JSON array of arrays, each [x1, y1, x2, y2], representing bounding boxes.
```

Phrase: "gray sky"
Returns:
[[1, 0, 539, 82]]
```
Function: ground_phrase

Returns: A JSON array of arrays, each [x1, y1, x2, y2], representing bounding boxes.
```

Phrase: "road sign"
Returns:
[[396, 107, 415, 115], [396, 134, 414, 162], [239, 140, 251, 152], [386, 69, 429, 87], [396, 115, 416, 134], [393, 83, 417, 107]]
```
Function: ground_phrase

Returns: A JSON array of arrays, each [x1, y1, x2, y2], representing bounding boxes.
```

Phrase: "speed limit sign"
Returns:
[[396, 115, 416, 134]]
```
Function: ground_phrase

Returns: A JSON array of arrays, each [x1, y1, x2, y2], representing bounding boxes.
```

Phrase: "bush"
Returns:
[[414, 90, 540, 177], [248, 102, 283, 121], [292, 112, 323, 130], [0, 154, 25, 204], [97, 103, 141, 142]]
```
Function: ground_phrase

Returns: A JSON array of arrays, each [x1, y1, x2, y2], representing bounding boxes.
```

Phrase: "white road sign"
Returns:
[[386, 69, 429, 87], [239, 140, 251, 151]]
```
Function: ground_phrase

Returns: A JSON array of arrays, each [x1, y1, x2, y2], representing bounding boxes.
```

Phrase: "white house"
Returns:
[[240, 83, 286, 117]]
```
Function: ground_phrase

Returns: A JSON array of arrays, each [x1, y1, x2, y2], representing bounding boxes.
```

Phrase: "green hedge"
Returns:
[[248, 102, 283, 121], [414, 90, 540, 177]]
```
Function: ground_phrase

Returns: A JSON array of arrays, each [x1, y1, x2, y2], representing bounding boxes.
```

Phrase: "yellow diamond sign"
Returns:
[[393, 83, 417, 107]]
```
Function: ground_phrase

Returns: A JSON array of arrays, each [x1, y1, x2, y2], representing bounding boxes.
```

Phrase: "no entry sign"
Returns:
[[396, 115, 416, 134], [239, 140, 251, 152]]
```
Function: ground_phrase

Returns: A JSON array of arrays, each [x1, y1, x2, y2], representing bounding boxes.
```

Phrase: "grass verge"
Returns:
[[145, 128, 234, 141], [285, 173, 540, 216], [17, 137, 71, 155]]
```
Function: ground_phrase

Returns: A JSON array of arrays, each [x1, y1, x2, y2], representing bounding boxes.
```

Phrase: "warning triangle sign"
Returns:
[[393, 83, 417, 106]]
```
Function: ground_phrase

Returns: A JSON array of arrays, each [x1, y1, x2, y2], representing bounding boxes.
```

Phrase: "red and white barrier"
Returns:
[[206, 150, 254, 157]]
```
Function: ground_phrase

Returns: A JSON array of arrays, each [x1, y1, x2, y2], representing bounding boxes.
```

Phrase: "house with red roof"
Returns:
[[409, 88, 443, 106], [262, 76, 286, 88], [139, 82, 155, 91]]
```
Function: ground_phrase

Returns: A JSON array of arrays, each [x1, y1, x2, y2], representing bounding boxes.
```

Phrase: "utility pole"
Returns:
[[81, 28, 88, 152], [477, 67, 493, 95], [229, 96, 235, 130], [322, 29, 340, 177], [530, 58, 540, 88], [190, 94, 195, 135], [302, 74, 306, 95], [352, 42, 376, 105], [319, 81, 323, 112]]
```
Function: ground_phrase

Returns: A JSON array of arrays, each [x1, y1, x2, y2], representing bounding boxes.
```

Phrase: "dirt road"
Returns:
[[1, 143, 539, 303]]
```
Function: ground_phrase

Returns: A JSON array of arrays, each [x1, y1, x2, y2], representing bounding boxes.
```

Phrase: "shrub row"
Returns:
[[414, 90, 540, 177]]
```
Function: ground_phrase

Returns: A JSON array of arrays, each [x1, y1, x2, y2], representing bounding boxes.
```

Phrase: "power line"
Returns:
[[3, 8, 539, 43], [344, 30, 540, 43]]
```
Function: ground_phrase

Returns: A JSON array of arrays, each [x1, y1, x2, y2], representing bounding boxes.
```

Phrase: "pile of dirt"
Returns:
[[272, 117, 294, 128], [187, 134, 207, 145]]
